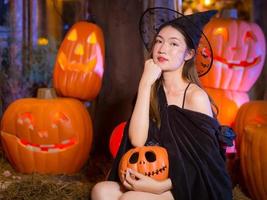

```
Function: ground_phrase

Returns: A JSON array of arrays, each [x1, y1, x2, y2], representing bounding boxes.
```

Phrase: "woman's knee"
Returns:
[[91, 181, 122, 200]]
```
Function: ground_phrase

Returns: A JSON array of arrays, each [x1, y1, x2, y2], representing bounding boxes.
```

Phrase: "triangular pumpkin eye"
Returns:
[[87, 33, 97, 44], [244, 31, 257, 42], [67, 29, 77, 41], [213, 27, 228, 41]]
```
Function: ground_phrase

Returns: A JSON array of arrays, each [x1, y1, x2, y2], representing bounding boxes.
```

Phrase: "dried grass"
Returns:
[[0, 150, 112, 200]]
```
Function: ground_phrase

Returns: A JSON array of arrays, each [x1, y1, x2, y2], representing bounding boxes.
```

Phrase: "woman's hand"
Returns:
[[122, 168, 165, 195], [140, 59, 162, 87]]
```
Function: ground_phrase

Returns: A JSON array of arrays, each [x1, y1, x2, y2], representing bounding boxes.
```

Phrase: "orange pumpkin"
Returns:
[[205, 88, 249, 126], [198, 18, 266, 91], [234, 101, 267, 154], [119, 146, 169, 182], [239, 124, 267, 200], [53, 21, 105, 100], [1, 98, 93, 174]]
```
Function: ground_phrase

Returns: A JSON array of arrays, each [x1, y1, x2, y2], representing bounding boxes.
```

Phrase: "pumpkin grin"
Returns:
[[143, 165, 168, 177], [20, 137, 76, 152], [214, 56, 261, 69]]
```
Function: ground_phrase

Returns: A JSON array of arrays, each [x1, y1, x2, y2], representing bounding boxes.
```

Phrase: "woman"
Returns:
[[91, 8, 234, 200]]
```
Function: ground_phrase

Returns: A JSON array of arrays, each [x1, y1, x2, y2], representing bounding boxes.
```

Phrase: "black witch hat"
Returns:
[[139, 7, 217, 77]]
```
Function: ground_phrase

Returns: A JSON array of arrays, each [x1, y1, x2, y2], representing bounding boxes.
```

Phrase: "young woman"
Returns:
[[91, 8, 233, 200]]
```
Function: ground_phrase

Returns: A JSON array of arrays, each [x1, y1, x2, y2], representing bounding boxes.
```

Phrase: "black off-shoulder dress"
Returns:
[[108, 83, 234, 200]]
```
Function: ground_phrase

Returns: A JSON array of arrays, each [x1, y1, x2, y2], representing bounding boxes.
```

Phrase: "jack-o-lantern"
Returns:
[[53, 21, 105, 100], [109, 122, 126, 158], [119, 146, 169, 183], [1, 97, 93, 174], [197, 18, 266, 91]]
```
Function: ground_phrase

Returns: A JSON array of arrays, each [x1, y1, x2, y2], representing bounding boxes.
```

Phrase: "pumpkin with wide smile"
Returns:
[[197, 18, 266, 91], [1, 98, 93, 174]]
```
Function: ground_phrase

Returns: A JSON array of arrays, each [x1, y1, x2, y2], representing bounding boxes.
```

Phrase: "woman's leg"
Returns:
[[119, 190, 174, 200], [91, 181, 126, 200]]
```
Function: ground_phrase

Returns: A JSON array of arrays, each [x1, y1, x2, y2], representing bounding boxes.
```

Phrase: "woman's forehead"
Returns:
[[157, 26, 185, 41]]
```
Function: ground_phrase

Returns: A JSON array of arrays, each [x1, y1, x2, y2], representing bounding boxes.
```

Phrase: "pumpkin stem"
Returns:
[[37, 88, 57, 99]]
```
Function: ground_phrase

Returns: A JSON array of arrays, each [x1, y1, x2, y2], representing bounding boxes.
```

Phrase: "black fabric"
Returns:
[[108, 85, 233, 200]]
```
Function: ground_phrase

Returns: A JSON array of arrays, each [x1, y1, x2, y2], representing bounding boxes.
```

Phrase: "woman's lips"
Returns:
[[157, 56, 168, 63]]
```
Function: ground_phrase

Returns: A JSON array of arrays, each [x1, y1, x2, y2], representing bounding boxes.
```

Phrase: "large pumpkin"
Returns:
[[240, 124, 267, 200], [53, 21, 105, 100], [234, 101, 267, 154], [1, 98, 93, 174], [205, 88, 249, 126], [119, 146, 169, 183], [198, 18, 266, 91]]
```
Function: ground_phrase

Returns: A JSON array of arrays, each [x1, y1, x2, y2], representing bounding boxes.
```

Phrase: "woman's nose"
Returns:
[[158, 43, 167, 54]]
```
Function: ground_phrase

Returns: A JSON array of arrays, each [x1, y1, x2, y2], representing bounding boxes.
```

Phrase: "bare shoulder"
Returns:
[[186, 84, 213, 117]]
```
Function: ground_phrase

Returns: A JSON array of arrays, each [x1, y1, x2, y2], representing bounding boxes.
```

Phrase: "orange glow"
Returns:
[[38, 37, 49, 46], [213, 27, 228, 41]]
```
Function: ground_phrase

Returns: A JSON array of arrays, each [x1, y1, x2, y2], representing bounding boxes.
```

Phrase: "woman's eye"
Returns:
[[170, 42, 178, 47], [155, 39, 162, 43]]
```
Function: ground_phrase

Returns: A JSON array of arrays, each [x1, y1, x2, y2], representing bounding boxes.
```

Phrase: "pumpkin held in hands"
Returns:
[[0, 98, 93, 174], [119, 146, 169, 183]]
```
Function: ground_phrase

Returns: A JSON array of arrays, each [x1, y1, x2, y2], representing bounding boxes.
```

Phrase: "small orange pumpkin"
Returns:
[[53, 21, 105, 100], [198, 18, 266, 91], [1, 97, 93, 174], [119, 146, 169, 183]]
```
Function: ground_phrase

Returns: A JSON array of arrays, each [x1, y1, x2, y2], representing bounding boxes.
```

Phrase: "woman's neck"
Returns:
[[162, 70, 189, 93]]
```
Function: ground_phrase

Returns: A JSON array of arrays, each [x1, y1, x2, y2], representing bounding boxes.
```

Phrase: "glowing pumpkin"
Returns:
[[119, 146, 169, 182], [198, 18, 266, 91], [240, 124, 267, 200], [53, 21, 105, 100], [1, 98, 93, 174], [205, 88, 249, 126], [109, 122, 126, 158]]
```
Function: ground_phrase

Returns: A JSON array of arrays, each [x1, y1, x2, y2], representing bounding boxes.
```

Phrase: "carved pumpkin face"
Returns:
[[0, 98, 93, 174], [53, 21, 105, 100], [197, 18, 266, 91], [119, 146, 169, 182]]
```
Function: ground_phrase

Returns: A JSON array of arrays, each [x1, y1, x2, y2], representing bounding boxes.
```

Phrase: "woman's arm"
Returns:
[[123, 169, 172, 194], [129, 59, 162, 147]]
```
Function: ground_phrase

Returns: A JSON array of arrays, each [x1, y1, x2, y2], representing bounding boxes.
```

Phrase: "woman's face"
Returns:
[[152, 25, 190, 72]]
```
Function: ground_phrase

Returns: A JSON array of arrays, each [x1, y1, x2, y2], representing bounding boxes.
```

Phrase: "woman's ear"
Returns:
[[185, 49, 195, 61]]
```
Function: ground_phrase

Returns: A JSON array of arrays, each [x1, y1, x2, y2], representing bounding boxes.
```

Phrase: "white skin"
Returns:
[[91, 25, 213, 200]]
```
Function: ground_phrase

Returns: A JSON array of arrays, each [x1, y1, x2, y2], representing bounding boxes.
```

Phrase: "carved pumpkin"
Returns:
[[119, 146, 169, 182], [1, 97, 93, 174], [240, 124, 267, 200], [53, 21, 105, 100], [109, 122, 126, 158], [205, 88, 249, 126], [198, 18, 266, 91]]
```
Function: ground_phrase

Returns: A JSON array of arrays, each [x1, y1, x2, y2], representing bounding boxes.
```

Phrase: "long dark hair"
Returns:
[[149, 24, 218, 127]]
